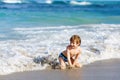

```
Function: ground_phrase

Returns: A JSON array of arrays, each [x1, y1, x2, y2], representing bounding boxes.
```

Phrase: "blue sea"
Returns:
[[0, 0, 120, 75]]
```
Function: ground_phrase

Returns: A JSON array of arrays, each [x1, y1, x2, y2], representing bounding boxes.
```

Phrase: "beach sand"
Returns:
[[0, 59, 120, 80]]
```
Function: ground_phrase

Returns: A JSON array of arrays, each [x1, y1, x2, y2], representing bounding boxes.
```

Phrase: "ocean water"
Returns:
[[0, 0, 120, 75]]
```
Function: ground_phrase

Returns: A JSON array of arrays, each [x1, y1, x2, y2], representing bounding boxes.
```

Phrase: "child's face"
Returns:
[[70, 41, 79, 49]]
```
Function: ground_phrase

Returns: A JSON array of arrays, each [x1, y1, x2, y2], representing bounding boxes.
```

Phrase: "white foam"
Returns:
[[2, 0, 22, 3], [46, 0, 52, 4], [70, 0, 92, 6], [0, 24, 120, 75]]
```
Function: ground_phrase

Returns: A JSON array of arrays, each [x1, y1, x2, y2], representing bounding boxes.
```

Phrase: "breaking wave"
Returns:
[[0, 24, 120, 75]]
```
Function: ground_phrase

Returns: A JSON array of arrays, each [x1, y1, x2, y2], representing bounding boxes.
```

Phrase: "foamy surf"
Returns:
[[0, 24, 120, 75], [70, 1, 92, 6], [46, 0, 52, 4], [2, 0, 22, 3]]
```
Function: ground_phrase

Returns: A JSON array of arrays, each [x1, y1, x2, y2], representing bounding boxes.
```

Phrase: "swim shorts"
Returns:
[[59, 53, 68, 62]]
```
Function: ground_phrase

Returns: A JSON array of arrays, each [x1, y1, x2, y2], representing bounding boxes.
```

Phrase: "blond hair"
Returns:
[[70, 35, 81, 46]]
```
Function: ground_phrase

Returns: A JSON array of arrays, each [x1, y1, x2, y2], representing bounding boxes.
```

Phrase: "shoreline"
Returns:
[[1, 59, 120, 80]]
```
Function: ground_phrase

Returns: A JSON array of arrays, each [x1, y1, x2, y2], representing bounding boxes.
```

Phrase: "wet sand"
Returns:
[[0, 59, 120, 80]]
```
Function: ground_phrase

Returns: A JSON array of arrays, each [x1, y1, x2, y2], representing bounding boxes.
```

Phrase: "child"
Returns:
[[59, 35, 82, 69]]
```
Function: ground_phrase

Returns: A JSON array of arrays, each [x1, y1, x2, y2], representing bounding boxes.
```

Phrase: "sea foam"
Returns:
[[0, 24, 120, 75]]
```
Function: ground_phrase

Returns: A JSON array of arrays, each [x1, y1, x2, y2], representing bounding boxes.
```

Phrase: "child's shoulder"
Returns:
[[78, 46, 81, 50], [75, 46, 81, 52], [78, 47, 82, 53]]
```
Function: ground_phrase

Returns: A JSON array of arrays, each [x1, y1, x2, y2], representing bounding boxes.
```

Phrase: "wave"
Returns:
[[0, 0, 66, 4], [1, 0, 22, 3], [0, 24, 120, 75], [70, 1, 92, 6], [0, 0, 69, 5], [45, 0, 52, 4], [0, 0, 91, 5], [0, 0, 120, 8]]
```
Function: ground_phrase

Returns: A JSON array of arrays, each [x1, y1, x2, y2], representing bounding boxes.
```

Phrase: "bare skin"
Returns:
[[59, 41, 82, 69]]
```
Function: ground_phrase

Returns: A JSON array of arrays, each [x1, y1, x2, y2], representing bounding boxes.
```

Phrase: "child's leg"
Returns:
[[59, 57, 66, 69]]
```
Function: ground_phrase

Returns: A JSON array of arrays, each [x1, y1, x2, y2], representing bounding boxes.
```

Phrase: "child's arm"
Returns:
[[66, 49, 72, 67], [72, 53, 80, 66], [73, 48, 81, 66]]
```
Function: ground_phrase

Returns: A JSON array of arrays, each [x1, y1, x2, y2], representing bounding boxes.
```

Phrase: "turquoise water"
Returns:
[[0, 1, 120, 75], [0, 1, 120, 40], [0, 1, 120, 29]]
